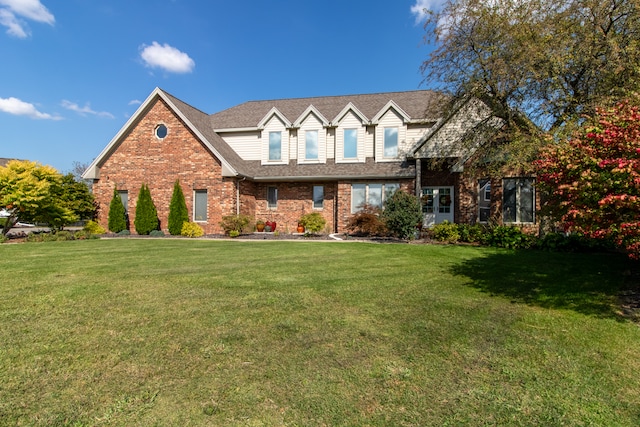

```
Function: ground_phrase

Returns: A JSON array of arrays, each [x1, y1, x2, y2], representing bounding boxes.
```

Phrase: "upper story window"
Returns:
[[269, 132, 282, 161], [343, 129, 357, 159], [305, 130, 319, 160], [384, 127, 398, 158], [155, 124, 168, 139], [503, 178, 534, 223]]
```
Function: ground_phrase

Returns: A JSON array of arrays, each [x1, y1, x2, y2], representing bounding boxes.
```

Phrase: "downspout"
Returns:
[[236, 177, 246, 215]]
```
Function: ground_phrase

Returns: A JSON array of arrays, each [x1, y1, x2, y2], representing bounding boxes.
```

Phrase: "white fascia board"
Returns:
[[370, 100, 411, 124], [215, 127, 260, 133], [257, 107, 292, 129], [81, 87, 164, 180], [330, 102, 368, 126], [293, 104, 329, 128]]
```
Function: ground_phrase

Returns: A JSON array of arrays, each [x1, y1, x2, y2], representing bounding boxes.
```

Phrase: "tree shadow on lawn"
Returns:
[[450, 249, 636, 320]]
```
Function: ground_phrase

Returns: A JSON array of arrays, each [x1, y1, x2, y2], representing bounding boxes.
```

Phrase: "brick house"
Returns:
[[83, 88, 536, 234]]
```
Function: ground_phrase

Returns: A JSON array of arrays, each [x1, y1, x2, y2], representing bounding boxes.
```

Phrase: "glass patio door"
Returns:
[[421, 187, 454, 227]]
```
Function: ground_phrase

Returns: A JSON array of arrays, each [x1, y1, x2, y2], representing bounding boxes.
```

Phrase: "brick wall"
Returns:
[[93, 98, 236, 234]]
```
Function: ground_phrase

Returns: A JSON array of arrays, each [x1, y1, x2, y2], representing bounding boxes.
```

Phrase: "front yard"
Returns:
[[0, 239, 638, 426]]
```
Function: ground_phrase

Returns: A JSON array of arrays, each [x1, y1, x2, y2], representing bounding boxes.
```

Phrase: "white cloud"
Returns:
[[411, 0, 444, 24], [61, 100, 114, 118], [128, 99, 141, 106], [0, 0, 54, 38], [0, 96, 61, 120], [139, 41, 195, 74]]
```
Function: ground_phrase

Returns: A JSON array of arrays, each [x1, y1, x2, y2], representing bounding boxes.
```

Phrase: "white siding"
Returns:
[[219, 131, 261, 161], [406, 124, 431, 147], [297, 112, 326, 164], [375, 109, 406, 161], [335, 110, 366, 163], [261, 115, 289, 165]]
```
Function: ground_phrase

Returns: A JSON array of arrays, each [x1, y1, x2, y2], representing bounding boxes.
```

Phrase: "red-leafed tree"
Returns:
[[535, 100, 640, 258]]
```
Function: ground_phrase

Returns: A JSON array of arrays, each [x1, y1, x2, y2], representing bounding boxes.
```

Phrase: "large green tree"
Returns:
[[0, 160, 77, 236], [420, 0, 640, 170]]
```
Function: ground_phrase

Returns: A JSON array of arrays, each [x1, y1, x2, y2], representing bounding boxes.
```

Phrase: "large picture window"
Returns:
[[383, 127, 398, 158], [503, 178, 534, 223], [194, 190, 207, 222], [343, 129, 357, 159], [269, 131, 281, 161], [351, 183, 400, 213]]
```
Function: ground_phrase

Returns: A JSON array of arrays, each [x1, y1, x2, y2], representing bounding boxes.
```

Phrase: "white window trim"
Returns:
[[193, 189, 208, 222]]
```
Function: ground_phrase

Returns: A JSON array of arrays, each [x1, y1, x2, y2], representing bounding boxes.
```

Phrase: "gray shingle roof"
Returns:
[[209, 91, 446, 129]]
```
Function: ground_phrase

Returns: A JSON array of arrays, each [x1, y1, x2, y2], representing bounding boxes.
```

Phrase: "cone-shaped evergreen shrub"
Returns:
[[134, 183, 159, 235], [108, 187, 127, 233], [168, 180, 189, 235]]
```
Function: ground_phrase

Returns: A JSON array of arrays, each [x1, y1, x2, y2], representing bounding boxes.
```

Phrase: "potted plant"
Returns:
[[297, 222, 305, 233], [256, 219, 265, 232], [265, 220, 276, 232]]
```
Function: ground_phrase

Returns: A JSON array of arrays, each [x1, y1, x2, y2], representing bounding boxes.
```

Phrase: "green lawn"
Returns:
[[1, 239, 639, 426]]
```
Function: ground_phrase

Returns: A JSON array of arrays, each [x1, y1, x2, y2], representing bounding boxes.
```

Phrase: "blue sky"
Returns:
[[0, 0, 440, 174]]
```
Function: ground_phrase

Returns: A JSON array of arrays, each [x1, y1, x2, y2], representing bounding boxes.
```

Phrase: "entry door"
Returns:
[[421, 187, 454, 227]]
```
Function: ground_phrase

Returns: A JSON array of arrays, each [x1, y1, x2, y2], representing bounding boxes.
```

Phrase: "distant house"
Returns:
[[82, 88, 536, 234]]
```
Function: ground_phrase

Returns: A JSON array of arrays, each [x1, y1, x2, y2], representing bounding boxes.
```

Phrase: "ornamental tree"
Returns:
[[0, 160, 76, 236], [534, 100, 640, 258], [134, 183, 159, 235]]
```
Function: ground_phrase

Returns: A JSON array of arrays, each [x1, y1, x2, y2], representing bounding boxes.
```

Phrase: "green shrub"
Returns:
[[168, 180, 189, 235], [108, 188, 127, 233], [229, 230, 240, 238], [485, 225, 535, 249], [381, 190, 422, 240], [346, 205, 388, 237], [430, 221, 461, 243], [117, 229, 131, 236], [84, 220, 106, 235], [181, 221, 204, 238], [149, 230, 165, 237], [298, 212, 326, 234], [134, 183, 159, 235], [535, 232, 615, 253], [219, 214, 251, 235], [457, 223, 486, 243]]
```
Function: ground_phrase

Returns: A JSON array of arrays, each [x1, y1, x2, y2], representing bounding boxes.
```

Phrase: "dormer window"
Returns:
[[343, 129, 358, 159], [384, 127, 398, 158], [305, 130, 318, 160], [155, 124, 168, 139], [269, 131, 282, 161]]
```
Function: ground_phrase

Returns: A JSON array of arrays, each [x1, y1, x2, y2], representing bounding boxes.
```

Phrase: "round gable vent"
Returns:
[[155, 124, 168, 139]]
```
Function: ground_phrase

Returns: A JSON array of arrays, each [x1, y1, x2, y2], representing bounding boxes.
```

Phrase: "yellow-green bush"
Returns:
[[181, 221, 204, 238], [83, 220, 106, 235]]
